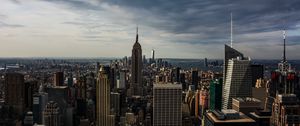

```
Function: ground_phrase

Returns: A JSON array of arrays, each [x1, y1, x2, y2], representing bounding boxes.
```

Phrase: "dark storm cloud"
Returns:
[[46, 0, 300, 45], [104, 0, 300, 34]]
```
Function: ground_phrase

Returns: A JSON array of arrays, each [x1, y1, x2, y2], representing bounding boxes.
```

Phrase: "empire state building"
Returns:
[[131, 27, 143, 96]]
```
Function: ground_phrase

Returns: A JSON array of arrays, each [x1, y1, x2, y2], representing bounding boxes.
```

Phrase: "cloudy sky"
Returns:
[[0, 0, 300, 59]]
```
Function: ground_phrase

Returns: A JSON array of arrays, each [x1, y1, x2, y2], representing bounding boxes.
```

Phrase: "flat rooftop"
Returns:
[[249, 112, 271, 119], [154, 83, 182, 89], [52, 86, 68, 89], [233, 97, 261, 103], [222, 109, 238, 114], [207, 112, 256, 123]]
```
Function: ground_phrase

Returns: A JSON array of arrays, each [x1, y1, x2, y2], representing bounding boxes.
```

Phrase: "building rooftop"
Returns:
[[52, 86, 68, 89], [207, 111, 255, 123], [153, 83, 182, 89], [234, 97, 261, 103], [249, 112, 271, 119], [221, 109, 238, 114]]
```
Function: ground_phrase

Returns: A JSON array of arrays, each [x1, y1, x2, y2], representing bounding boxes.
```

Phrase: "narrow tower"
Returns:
[[131, 27, 143, 96]]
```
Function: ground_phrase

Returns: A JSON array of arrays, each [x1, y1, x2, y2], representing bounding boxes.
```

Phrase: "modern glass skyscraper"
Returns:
[[223, 45, 244, 87], [209, 78, 223, 110], [222, 57, 252, 109]]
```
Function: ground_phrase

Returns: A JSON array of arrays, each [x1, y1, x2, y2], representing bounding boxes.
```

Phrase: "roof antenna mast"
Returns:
[[230, 12, 233, 48], [283, 30, 286, 62], [136, 25, 139, 42]]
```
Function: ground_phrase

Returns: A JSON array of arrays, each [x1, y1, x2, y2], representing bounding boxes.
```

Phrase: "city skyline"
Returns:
[[1, 0, 300, 59]]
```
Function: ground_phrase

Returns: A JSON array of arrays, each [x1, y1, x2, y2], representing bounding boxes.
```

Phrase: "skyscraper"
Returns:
[[172, 67, 180, 83], [118, 69, 127, 89], [271, 94, 300, 126], [204, 58, 208, 67], [4, 73, 25, 115], [191, 69, 199, 90], [153, 83, 182, 126], [251, 64, 264, 87], [43, 101, 61, 126], [223, 45, 244, 87], [180, 73, 186, 90], [45, 86, 69, 125], [54, 72, 64, 86], [110, 92, 120, 116], [222, 57, 252, 109], [33, 92, 48, 124], [110, 67, 116, 90], [274, 31, 298, 95], [266, 30, 300, 110], [131, 27, 143, 96], [96, 66, 115, 126], [25, 81, 34, 111], [209, 79, 223, 110], [76, 76, 87, 100], [151, 49, 155, 63], [200, 89, 209, 118]]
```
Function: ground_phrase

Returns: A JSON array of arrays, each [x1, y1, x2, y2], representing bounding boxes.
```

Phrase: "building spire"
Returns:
[[230, 12, 233, 48], [283, 30, 286, 62], [136, 26, 139, 43]]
